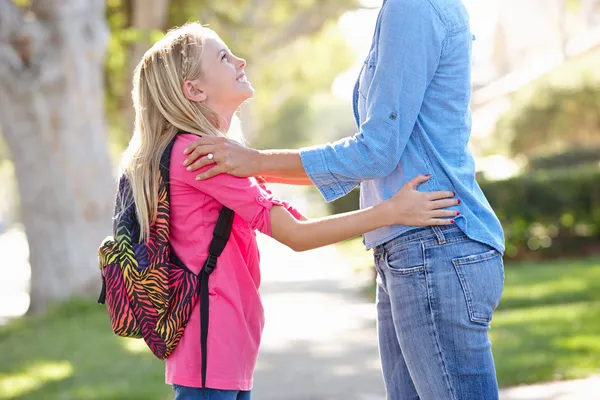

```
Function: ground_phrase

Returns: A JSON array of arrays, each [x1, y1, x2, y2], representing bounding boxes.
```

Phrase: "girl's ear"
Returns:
[[183, 79, 207, 102]]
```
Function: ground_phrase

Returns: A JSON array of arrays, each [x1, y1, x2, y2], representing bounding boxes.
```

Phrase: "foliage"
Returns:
[[480, 166, 600, 260], [527, 146, 600, 171], [491, 44, 600, 159], [495, 83, 600, 158], [252, 24, 355, 149]]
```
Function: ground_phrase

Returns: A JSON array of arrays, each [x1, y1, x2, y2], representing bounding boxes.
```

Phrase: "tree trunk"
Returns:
[[121, 0, 170, 136], [0, 0, 114, 314]]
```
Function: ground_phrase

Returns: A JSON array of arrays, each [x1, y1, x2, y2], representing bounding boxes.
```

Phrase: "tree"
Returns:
[[0, 0, 114, 313]]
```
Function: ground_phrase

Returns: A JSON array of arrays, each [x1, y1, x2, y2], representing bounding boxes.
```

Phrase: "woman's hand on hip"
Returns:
[[382, 175, 459, 227]]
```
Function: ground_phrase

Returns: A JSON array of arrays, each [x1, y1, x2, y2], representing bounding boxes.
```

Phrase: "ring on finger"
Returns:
[[207, 153, 215, 163]]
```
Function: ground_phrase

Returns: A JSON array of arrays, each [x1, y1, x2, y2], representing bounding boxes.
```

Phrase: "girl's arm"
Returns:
[[270, 175, 458, 252]]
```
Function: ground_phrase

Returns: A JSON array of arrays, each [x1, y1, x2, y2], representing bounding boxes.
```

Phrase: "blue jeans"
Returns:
[[373, 226, 504, 400], [172, 385, 251, 400]]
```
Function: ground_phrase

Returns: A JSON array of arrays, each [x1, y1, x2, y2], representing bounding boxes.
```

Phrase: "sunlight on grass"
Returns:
[[121, 337, 151, 354], [0, 361, 73, 399], [555, 335, 600, 352], [502, 278, 587, 301], [0, 300, 170, 399], [492, 300, 600, 386]]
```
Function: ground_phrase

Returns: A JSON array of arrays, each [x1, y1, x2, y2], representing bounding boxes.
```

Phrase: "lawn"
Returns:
[[0, 300, 171, 400], [492, 257, 600, 386], [1, 254, 599, 398]]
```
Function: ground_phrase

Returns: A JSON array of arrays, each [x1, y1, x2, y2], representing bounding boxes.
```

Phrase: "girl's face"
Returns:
[[183, 36, 254, 114]]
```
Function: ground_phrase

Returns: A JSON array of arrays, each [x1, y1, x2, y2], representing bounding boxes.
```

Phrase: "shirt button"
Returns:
[[389, 112, 397, 120], [258, 196, 265, 202]]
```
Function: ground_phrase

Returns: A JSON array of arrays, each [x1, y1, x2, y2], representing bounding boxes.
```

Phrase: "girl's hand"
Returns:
[[383, 175, 459, 227]]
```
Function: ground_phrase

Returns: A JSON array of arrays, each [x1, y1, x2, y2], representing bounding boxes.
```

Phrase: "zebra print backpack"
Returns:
[[97, 135, 233, 389]]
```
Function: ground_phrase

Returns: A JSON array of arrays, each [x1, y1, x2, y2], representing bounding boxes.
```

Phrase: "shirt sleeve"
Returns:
[[173, 135, 295, 236], [299, 0, 446, 202]]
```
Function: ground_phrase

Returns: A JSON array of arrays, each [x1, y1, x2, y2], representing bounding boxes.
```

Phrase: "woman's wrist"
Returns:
[[253, 149, 267, 176]]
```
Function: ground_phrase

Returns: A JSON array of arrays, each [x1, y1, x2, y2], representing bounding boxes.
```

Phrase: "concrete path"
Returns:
[[500, 376, 600, 400], [253, 233, 385, 400]]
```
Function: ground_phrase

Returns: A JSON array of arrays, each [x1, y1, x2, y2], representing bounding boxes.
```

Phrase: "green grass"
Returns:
[[0, 300, 170, 400], [1, 257, 600, 398], [492, 258, 600, 386]]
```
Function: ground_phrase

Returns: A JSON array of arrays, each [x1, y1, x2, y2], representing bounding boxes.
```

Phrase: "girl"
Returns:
[[122, 22, 458, 400]]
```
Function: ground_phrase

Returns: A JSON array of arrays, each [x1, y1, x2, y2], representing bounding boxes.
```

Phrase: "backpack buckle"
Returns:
[[203, 253, 218, 275]]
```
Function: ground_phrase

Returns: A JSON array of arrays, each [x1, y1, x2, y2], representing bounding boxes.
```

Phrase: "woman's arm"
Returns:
[[270, 175, 458, 252], [259, 173, 314, 186]]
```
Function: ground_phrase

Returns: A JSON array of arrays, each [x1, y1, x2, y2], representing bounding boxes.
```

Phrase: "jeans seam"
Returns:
[[422, 235, 470, 249], [424, 243, 458, 400], [375, 254, 389, 294], [453, 250, 500, 266], [386, 233, 438, 253]]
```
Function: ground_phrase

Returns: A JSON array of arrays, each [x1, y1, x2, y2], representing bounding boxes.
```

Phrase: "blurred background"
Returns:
[[1, 0, 600, 399]]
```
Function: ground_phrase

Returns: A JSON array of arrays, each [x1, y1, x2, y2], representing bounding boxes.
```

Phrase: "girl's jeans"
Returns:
[[172, 385, 251, 400]]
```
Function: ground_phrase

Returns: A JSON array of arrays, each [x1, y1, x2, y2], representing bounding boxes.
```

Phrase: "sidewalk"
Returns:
[[252, 233, 600, 400], [253, 233, 385, 400], [500, 376, 600, 400]]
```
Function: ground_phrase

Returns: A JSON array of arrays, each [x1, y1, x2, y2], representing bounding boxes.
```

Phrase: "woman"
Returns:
[[122, 22, 458, 400]]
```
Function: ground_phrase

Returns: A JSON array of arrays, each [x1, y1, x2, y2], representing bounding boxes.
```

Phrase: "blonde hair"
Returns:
[[121, 23, 225, 239]]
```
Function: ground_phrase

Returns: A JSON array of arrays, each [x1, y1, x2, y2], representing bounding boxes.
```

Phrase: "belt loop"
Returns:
[[432, 226, 446, 244]]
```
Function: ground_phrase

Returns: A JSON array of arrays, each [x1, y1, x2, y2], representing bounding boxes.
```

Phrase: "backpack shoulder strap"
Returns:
[[199, 205, 234, 391], [203, 206, 234, 274], [160, 132, 236, 390]]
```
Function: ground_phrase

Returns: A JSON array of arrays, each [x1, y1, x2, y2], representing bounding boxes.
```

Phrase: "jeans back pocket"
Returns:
[[452, 249, 504, 326]]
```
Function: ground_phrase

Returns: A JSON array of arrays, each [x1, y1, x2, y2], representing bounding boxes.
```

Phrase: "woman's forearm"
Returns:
[[262, 175, 314, 185], [257, 150, 310, 181], [270, 204, 391, 252]]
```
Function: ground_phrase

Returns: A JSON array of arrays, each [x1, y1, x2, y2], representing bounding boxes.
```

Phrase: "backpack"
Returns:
[[97, 135, 234, 389]]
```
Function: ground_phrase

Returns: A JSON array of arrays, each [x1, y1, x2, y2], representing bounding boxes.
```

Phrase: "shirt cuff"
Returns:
[[300, 145, 359, 202]]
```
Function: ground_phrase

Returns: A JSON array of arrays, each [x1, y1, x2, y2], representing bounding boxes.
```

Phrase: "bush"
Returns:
[[495, 83, 600, 158], [528, 146, 600, 171], [480, 167, 600, 260]]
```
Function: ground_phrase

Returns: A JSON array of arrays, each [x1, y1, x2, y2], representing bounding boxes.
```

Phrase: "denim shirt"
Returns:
[[299, 0, 505, 252]]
